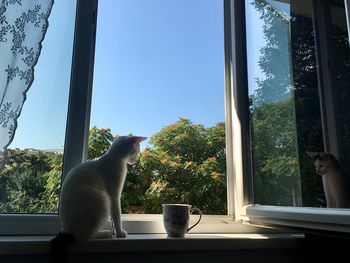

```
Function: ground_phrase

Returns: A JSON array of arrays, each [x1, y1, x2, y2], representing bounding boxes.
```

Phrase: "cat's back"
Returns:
[[326, 156, 350, 207], [59, 159, 111, 241], [61, 160, 105, 195]]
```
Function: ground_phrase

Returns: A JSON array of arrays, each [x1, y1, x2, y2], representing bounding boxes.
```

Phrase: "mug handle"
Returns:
[[187, 207, 202, 232]]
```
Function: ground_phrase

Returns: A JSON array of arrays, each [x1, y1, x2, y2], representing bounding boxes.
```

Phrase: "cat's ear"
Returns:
[[307, 151, 321, 160], [133, 136, 147, 145]]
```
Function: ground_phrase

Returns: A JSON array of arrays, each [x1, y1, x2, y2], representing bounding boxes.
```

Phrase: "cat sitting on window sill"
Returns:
[[50, 136, 147, 262]]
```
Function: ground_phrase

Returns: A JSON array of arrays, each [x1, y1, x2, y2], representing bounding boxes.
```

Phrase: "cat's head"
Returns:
[[307, 151, 336, 176], [111, 136, 147, 164]]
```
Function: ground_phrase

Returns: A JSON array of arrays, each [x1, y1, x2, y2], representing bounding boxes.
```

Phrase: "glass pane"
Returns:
[[246, 0, 350, 209], [91, 0, 226, 214], [0, 0, 76, 213], [329, 0, 350, 176], [246, 0, 302, 206]]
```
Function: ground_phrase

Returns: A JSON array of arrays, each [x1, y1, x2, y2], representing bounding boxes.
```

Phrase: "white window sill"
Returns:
[[0, 214, 282, 235], [241, 205, 350, 233], [0, 233, 304, 255]]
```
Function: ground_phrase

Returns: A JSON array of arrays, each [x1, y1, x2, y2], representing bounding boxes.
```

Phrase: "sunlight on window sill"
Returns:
[[0, 233, 304, 255]]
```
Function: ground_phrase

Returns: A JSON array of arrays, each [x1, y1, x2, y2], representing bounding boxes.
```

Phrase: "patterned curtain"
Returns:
[[0, 0, 53, 169]]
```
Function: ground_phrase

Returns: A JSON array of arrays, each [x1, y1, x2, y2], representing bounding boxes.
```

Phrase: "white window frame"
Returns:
[[240, 0, 350, 234]]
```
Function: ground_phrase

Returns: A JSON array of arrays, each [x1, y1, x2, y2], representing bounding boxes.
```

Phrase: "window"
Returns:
[[1, 0, 350, 236], [0, 0, 76, 214], [90, 0, 227, 215], [0, 0, 237, 235], [242, 0, 350, 232]]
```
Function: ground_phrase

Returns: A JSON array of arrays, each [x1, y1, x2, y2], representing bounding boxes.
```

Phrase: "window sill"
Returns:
[[241, 205, 350, 233], [0, 214, 283, 235], [0, 233, 304, 255]]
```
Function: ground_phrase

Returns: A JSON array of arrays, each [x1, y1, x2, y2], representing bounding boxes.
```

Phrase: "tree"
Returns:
[[141, 119, 227, 214], [39, 153, 64, 213], [0, 122, 228, 215], [87, 126, 114, 160], [251, 0, 292, 106], [0, 149, 54, 213], [121, 161, 147, 213], [251, 99, 299, 205]]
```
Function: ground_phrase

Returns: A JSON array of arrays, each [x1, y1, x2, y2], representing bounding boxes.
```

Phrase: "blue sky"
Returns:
[[10, 0, 75, 149], [9, 0, 289, 150], [10, 0, 225, 149], [90, 0, 225, 140]]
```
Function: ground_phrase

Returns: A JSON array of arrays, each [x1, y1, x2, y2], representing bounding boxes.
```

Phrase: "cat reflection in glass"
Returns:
[[308, 151, 350, 208]]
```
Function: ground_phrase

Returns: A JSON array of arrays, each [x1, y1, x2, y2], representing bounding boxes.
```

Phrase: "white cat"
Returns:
[[307, 151, 350, 208], [50, 135, 147, 262]]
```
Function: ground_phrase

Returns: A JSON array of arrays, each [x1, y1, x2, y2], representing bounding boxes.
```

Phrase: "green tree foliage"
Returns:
[[0, 149, 55, 213], [142, 118, 227, 214], [251, 99, 300, 205], [121, 162, 147, 213], [87, 126, 114, 160], [0, 121, 227, 215], [39, 154, 64, 213]]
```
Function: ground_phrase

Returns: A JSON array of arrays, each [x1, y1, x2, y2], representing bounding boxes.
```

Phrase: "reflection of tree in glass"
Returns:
[[251, 0, 330, 207], [330, 17, 350, 177], [251, 0, 292, 106], [290, 12, 324, 207], [250, 0, 300, 206]]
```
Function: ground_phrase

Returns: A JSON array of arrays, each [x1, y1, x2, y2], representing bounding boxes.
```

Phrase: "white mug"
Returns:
[[162, 204, 202, 238]]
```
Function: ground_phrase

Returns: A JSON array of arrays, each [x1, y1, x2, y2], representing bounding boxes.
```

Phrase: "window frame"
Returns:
[[3, 0, 349, 237], [241, 206, 350, 233], [239, 0, 350, 234], [0, 0, 263, 236], [346, 0, 350, 46], [61, 0, 98, 180], [0, 0, 98, 236]]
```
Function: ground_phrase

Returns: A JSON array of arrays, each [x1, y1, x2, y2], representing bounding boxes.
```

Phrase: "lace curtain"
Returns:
[[0, 0, 53, 169]]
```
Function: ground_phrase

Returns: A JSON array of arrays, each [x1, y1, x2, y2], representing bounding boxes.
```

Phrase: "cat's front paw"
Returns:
[[116, 229, 128, 238]]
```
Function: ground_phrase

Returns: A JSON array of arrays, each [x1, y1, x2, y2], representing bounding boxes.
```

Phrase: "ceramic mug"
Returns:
[[162, 204, 202, 238]]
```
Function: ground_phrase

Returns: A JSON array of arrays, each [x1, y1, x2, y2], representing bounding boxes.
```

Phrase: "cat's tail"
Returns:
[[50, 232, 75, 263]]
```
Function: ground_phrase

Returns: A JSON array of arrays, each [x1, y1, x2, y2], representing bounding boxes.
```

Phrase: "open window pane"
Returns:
[[329, 0, 350, 177], [91, 0, 227, 214], [246, 0, 350, 209], [0, 0, 76, 214]]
